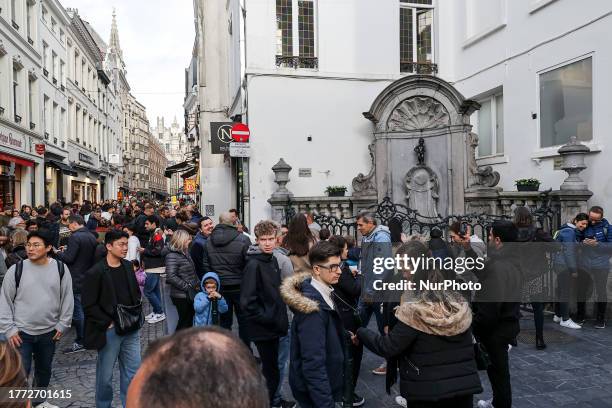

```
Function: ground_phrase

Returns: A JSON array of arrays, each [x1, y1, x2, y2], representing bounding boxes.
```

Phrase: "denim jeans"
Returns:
[[95, 328, 142, 408], [274, 327, 291, 402], [19, 330, 56, 393], [73, 293, 85, 344], [358, 299, 384, 334], [144, 273, 163, 314]]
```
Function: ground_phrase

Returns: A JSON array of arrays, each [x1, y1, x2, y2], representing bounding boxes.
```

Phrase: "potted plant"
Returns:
[[515, 178, 540, 192], [325, 185, 347, 197]]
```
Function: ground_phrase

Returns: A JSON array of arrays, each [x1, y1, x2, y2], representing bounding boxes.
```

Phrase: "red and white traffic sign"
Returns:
[[231, 123, 250, 143], [35, 143, 46, 155]]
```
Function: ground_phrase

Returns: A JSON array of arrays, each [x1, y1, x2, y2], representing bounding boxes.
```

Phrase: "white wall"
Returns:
[[246, 75, 391, 225], [446, 0, 612, 210]]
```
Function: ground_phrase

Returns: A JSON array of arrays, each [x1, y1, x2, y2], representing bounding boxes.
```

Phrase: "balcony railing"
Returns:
[[275, 55, 319, 69], [14, 114, 21, 123], [11, 21, 19, 30], [400, 61, 438, 75], [43, 69, 49, 77], [27, 37, 34, 46], [30, 122, 35, 130], [44, 132, 49, 140]]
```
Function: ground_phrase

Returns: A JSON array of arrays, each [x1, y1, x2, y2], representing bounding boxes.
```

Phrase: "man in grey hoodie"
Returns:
[[0, 230, 73, 407]]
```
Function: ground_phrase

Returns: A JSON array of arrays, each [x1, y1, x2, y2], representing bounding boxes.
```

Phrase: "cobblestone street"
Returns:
[[45, 291, 612, 408]]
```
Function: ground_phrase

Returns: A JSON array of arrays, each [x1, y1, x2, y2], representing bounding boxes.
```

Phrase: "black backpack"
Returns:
[[13, 260, 65, 301]]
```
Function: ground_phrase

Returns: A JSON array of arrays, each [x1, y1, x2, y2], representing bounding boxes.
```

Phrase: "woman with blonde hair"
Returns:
[[165, 229, 199, 331], [0, 339, 30, 408]]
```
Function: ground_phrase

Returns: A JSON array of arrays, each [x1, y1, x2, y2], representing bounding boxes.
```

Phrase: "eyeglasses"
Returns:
[[26, 243, 46, 249], [316, 263, 341, 272]]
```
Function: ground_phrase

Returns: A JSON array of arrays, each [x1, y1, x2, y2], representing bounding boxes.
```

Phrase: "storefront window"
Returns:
[[0, 160, 21, 211]]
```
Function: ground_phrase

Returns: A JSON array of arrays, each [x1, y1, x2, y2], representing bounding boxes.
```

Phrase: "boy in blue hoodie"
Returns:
[[193, 272, 228, 327]]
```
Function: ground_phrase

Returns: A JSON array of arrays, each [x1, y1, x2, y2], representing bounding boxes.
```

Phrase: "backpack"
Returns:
[[13, 260, 65, 302]]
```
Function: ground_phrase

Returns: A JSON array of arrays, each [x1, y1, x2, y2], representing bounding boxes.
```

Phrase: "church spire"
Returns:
[[109, 8, 123, 61]]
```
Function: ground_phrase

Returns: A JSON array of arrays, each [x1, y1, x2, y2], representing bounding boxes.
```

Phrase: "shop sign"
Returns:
[[210, 122, 234, 154], [229, 142, 251, 158], [35, 144, 46, 155], [79, 152, 94, 165], [184, 178, 197, 194], [0, 127, 25, 150]]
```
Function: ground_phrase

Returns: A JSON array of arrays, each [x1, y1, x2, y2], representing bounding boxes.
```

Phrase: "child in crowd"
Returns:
[[193, 272, 228, 327], [133, 260, 146, 296]]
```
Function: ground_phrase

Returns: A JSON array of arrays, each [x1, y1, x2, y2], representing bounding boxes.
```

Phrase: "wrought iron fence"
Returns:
[[282, 192, 561, 244]]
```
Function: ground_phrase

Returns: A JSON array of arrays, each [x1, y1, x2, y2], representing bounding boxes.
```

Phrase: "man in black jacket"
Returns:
[[202, 212, 251, 346], [56, 214, 98, 354], [240, 220, 289, 408], [473, 221, 521, 408], [82, 229, 142, 408]]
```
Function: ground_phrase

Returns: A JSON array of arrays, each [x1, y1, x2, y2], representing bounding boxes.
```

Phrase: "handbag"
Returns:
[[106, 262, 145, 335], [115, 302, 145, 335], [474, 341, 491, 371]]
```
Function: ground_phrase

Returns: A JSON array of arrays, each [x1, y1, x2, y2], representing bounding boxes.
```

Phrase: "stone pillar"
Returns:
[[268, 158, 293, 223]]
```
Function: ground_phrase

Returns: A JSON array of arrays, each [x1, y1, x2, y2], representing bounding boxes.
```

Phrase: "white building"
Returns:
[[152, 116, 188, 196], [443, 0, 612, 211], [195, 0, 437, 226], [64, 8, 119, 203], [0, 0, 45, 209], [39, 0, 71, 205]]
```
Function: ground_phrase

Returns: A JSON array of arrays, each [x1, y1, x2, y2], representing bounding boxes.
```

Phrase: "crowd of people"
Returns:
[[0, 199, 610, 408]]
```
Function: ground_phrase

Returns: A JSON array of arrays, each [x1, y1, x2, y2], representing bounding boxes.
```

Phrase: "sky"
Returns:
[[66, 0, 195, 129]]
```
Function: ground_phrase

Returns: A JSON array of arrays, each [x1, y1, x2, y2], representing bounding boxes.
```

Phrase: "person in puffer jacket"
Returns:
[[552, 213, 589, 329], [193, 272, 228, 327]]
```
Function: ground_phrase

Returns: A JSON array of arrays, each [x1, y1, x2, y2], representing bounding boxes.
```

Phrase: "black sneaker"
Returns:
[[353, 393, 365, 407], [595, 320, 606, 329], [272, 399, 296, 408], [63, 343, 86, 354]]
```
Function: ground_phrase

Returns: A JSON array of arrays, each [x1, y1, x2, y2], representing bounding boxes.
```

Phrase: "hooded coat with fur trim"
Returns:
[[356, 295, 482, 402], [281, 273, 346, 408]]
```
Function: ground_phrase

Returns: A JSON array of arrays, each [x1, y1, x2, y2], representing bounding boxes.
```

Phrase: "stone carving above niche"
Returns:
[[387, 96, 451, 132]]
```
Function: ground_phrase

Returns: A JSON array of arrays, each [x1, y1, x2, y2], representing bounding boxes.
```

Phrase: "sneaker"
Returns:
[[560, 318, 581, 329], [477, 399, 494, 408], [63, 342, 86, 354], [595, 320, 606, 329], [395, 396, 407, 408], [372, 361, 387, 375], [553, 315, 561, 323], [353, 393, 365, 407], [272, 399, 296, 408], [35, 401, 59, 408], [145, 312, 156, 320], [148, 313, 166, 323]]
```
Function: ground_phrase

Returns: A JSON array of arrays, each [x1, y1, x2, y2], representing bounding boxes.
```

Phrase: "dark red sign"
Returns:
[[231, 123, 250, 143], [35, 143, 45, 155]]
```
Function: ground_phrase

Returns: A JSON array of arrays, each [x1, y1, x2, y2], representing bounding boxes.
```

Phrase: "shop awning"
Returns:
[[165, 160, 192, 178], [46, 159, 77, 176], [0, 153, 34, 167], [180, 166, 198, 179]]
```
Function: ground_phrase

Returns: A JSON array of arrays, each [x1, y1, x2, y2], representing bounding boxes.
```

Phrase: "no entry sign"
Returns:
[[231, 123, 250, 143]]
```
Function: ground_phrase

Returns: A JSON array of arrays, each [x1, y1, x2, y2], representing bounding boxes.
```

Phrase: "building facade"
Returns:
[[147, 134, 168, 200], [0, 0, 45, 210], [123, 95, 151, 197], [152, 116, 188, 196], [195, 0, 438, 226], [443, 0, 612, 212]]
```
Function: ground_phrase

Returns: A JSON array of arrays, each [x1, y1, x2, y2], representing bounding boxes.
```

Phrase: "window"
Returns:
[[476, 93, 504, 157], [60, 60, 65, 86], [42, 43, 49, 74], [12, 66, 20, 121], [51, 18, 57, 34], [275, 0, 317, 69], [26, 1, 34, 42], [400, 0, 435, 74], [539, 57, 592, 148], [43, 95, 49, 135], [52, 52, 57, 80], [41, 6, 48, 23], [28, 76, 35, 124]]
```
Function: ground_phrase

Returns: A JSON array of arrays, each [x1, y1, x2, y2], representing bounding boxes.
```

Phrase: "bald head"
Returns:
[[127, 327, 268, 408], [218, 212, 234, 226]]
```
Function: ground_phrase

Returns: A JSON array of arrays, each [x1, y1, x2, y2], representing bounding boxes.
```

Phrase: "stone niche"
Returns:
[[357, 75, 480, 216]]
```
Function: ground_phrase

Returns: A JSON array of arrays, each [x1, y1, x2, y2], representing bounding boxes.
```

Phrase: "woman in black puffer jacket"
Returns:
[[165, 229, 199, 331], [356, 241, 482, 408]]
